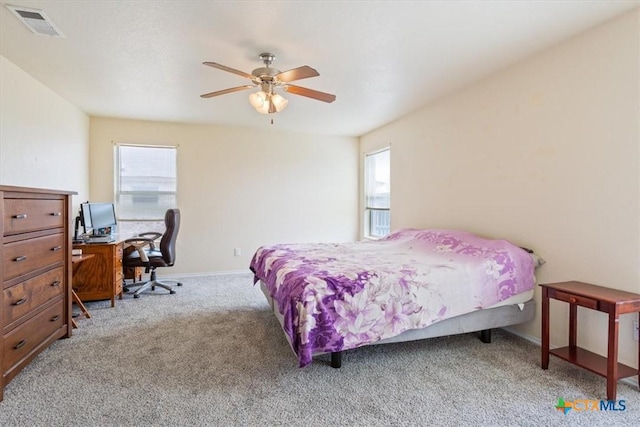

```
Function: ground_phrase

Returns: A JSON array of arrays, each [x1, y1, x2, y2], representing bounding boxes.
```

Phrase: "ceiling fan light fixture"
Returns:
[[271, 93, 288, 112], [255, 101, 270, 114], [249, 90, 288, 114], [249, 91, 267, 109]]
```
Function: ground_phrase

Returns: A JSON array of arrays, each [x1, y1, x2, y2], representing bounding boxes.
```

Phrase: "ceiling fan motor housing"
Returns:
[[253, 53, 280, 86], [252, 67, 280, 79]]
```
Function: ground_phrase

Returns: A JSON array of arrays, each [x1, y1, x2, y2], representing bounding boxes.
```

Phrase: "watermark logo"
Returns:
[[555, 398, 572, 414], [555, 398, 626, 414]]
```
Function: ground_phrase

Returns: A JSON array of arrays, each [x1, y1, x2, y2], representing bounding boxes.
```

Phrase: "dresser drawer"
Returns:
[[3, 198, 64, 235], [3, 267, 64, 327], [3, 233, 65, 281], [3, 299, 65, 372]]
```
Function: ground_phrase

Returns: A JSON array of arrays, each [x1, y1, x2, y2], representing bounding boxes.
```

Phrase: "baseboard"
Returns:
[[155, 270, 253, 280], [503, 326, 542, 346], [503, 326, 639, 389]]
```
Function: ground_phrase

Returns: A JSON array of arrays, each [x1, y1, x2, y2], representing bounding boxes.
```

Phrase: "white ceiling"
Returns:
[[1, 1, 638, 137]]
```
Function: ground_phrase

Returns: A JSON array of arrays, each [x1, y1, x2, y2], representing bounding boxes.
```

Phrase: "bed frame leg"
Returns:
[[480, 329, 492, 343], [331, 351, 342, 368]]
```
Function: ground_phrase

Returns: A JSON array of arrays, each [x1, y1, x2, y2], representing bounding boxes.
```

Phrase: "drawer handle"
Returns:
[[50, 315, 60, 322], [14, 340, 26, 350], [51, 280, 61, 287], [13, 297, 27, 306], [51, 246, 62, 251], [50, 212, 62, 216], [14, 255, 27, 262], [569, 297, 577, 304], [13, 213, 27, 219]]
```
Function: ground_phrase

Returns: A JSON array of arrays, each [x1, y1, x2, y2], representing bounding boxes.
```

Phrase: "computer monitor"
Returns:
[[85, 202, 117, 236], [79, 202, 92, 234]]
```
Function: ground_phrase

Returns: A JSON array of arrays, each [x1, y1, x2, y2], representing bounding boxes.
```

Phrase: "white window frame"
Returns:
[[364, 147, 390, 239], [114, 144, 177, 221]]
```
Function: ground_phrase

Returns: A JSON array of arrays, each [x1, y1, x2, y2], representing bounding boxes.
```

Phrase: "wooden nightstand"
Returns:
[[540, 281, 640, 401]]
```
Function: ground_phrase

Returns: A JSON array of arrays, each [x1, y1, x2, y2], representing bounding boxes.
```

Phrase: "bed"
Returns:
[[250, 228, 541, 368]]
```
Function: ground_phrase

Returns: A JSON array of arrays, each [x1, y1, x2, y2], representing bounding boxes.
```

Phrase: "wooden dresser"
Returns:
[[0, 185, 75, 401]]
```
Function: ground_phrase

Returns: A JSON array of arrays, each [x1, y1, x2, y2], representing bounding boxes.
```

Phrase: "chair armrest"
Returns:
[[137, 232, 162, 240], [124, 237, 156, 262], [124, 236, 156, 245], [126, 234, 160, 250]]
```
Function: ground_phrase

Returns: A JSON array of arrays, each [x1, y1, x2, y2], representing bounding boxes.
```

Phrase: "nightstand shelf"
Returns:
[[550, 346, 637, 380]]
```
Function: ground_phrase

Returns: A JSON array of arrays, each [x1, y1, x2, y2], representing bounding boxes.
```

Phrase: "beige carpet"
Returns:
[[0, 273, 637, 426]]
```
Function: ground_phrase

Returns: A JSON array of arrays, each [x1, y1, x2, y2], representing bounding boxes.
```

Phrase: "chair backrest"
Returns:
[[160, 209, 180, 266]]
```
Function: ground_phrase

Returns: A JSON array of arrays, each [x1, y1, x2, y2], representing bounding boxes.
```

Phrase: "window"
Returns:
[[364, 148, 390, 238], [115, 144, 177, 221]]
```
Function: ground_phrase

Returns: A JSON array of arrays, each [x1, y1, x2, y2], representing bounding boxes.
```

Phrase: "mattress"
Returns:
[[259, 281, 535, 355], [487, 288, 533, 308]]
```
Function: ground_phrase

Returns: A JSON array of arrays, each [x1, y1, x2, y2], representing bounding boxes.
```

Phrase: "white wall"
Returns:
[[361, 9, 640, 369], [89, 117, 359, 275], [0, 55, 90, 207], [0, 50, 357, 294]]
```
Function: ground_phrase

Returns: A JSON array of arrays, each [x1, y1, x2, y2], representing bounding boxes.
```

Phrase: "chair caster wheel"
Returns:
[[123, 288, 129, 293], [177, 282, 183, 286], [134, 294, 140, 298], [170, 290, 176, 294]]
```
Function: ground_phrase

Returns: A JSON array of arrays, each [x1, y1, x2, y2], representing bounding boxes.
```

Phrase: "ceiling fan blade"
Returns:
[[284, 85, 336, 103], [200, 85, 255, 98], [275, 65, 320, 83], [203, 62, 254, 80]]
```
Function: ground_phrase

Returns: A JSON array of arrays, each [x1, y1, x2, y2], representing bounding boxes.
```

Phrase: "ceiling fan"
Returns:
[[200, 52, 336, 114]]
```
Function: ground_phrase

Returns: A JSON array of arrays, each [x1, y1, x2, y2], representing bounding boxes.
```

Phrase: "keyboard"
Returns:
[[86, 236, 115, 244]]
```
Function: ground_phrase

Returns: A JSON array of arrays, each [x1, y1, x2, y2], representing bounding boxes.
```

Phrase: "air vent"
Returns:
[[6, 5, 64, 37]]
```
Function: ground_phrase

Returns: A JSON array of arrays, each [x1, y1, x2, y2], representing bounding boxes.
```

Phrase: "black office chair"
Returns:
[[123, 208, 182, 298]]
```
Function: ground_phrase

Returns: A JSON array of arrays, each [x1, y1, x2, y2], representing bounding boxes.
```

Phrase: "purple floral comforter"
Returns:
[[249, 229, 535, 367]]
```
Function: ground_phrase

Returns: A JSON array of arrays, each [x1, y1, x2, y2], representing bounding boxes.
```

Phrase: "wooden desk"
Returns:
[[72, 239, 125, 307], [71, 254, 94, 328], [540, 281, 640, 401]]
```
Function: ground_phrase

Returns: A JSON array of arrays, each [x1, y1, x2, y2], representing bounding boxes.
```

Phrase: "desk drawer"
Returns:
[[3, 233, 65, 281], [115, 269, 123, 295], [114, 243, 123, 269], [3, 267, 64, 327], [552, 290, 599, 310], [3, 198, 64, 235], [115, 243, 123, 294], [3, 298, 64, 372]]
